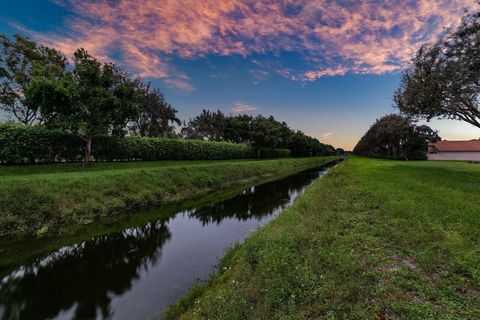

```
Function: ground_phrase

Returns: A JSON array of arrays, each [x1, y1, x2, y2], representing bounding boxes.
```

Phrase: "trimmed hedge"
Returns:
[[92, 135, 256, 161], [0, 124, 292, 164], [0, 124, 84, 164], [260, 148, 291, 158]]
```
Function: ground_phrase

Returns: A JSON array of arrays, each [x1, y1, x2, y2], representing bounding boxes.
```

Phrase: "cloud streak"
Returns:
[[33, 0, 476, 89], [231, 103, 259, 113]]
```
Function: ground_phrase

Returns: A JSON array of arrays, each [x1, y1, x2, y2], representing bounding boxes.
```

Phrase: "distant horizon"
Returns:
[[1, 0, 480, 150]]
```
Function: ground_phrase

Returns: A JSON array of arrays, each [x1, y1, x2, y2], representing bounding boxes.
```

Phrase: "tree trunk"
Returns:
[[84, 136, 92, 167], [257, 148, 261, 159]]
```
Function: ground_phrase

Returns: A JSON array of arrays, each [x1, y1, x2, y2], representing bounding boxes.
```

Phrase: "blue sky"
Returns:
[[1, 0, 479, 149]]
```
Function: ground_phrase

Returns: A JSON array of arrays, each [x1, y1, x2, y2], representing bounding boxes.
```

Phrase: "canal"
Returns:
[[0, 162, 337, 319]]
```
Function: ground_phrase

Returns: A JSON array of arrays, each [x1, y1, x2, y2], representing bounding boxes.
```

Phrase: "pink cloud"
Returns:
[[31, 0, 477, 84], [249, 69, 270, 84], [231, 103, 259, 113], [163, 76, 195, 93], [322, 132, 335, 138]]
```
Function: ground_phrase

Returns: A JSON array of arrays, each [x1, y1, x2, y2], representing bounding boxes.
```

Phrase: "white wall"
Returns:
[[428, 152, 480, 161]]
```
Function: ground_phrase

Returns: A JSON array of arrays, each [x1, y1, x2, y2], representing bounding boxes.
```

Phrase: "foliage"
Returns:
[[353, 114, 440, 160], [164, 158, 480, 319], [0, 157, 336, 236], [289, 130, 336, 157], [1, 34, 338, 163], [181, 109, 228, 141], [260, 148, 291, 158], [128, 79, 180, 137], [0, 123, 83, 164], [0, 33, 66, 125], [224, 114, 253, 144], [183, 112, 336, 158], [0, 123, 287, 164], [394, 11, 480, 128], [249, 115, 287, 158], [25, 48, 139, 165], [0, 124, 294, 164], [92, 135, 257, 161]]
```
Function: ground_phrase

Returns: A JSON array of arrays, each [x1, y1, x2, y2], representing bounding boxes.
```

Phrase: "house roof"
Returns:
[[429, 140, 480, 152]]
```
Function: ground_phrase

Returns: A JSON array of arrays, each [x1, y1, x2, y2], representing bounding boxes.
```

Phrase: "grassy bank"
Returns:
[[164, 157, 480, 319], [0, 157, 338, 238]]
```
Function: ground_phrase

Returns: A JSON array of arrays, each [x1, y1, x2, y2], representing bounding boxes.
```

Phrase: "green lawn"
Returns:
[[0, 157, 338, 238], [164, 157, 480, 319]]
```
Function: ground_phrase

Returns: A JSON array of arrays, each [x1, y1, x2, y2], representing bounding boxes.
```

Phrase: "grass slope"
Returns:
[[164, 157, 480, 319], [0, 157, 337, 238]]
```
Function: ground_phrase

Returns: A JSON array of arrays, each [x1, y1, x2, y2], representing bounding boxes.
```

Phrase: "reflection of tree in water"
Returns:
[[0, 221, 171, 320], [190, 170, 320, 225], [0, 166, 331, 320]]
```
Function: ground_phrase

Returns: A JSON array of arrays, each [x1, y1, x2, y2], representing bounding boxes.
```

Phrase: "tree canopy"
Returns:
[[128, 79, 180, 137], [394, 10, 480, 129], [0, 33, 339, 165], [182, 112, 336, 158], [26, 48, 138, 165], [0, 34, 66, 125], [181, 110, 227, 141], [353, 114, 440, 160]]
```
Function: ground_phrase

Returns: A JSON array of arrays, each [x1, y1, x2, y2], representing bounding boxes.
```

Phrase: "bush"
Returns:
[[260, 149, 291, 158], [0, 124, 293, 164], [0, 124, 83, 164]]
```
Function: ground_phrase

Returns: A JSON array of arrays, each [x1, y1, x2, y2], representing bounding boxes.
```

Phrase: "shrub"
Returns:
[[0, 124, 293, 164], [260, 149, 291, 158]]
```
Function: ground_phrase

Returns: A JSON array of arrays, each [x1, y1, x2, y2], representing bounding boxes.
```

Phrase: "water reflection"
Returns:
[[191, 172, 314, 225], [0, 222, 171, 319], [0, 164, 334, 320]]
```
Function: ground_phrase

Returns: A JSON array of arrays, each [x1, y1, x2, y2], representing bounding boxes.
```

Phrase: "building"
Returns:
[[428, 140, 480, 161]]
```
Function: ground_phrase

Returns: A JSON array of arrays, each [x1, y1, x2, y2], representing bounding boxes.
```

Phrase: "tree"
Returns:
[[289, 131, 316, 157], [250, 115, 284, 158], [181, 109, 227, 141], [25, 48, 138, 166], [181, 109, 336, 158], [394, 11, 480, 128], [288, 130, 336, 157], [0, 34, 66, 125], [224, 114, 252, 144], [353, 114, 440, 160], [128, 79, 180, 137]]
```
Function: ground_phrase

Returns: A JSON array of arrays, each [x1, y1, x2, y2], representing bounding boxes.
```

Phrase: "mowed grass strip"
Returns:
[[164, 157, 480, 319], [0, 157, 337, 237]]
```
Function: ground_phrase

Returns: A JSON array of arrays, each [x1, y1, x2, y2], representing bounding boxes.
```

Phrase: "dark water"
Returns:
[[0, 163, 336, 320]]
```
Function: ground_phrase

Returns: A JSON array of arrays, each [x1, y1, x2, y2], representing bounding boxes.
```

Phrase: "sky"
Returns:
[[1, 0, 480, 150]]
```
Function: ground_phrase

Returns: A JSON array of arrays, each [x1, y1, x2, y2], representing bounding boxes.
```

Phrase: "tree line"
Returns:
[[0, 34, 336, 165], [182, 110, 336, 159], [353, 114, 439, 160], [355, 9, 480, 159]]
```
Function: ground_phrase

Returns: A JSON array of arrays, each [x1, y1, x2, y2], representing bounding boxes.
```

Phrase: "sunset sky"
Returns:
[[2, 0, 480, 149]]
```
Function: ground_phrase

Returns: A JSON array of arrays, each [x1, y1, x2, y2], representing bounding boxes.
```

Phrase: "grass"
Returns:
[[0, 157, 338, 238], [163, 157, 480, 319]]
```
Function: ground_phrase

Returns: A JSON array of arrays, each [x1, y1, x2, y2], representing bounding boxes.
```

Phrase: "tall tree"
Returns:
[[128, 79, 180, 137], [25, 48, 138, 166], [394, 11, 480, 128], [0, 34, 66, 125], [224, 114, 252, 144], [250, 115, 284, 159], [181, 109, 227, 141], [353, 114, 440, 160]]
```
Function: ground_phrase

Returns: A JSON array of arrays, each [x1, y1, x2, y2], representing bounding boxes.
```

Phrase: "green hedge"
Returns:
[[0, 124, 83, 164], [92, 135, 256, 161], [0, 124, 292, 164], [260, 148, 291, 158]]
